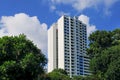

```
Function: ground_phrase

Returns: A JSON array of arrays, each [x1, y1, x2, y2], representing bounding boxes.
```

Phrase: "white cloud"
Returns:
[[51, 0, 74, 4], [50, 5, 56, 11], [103, 0, 118, 15], [72, 0, 100, 11], [78, 14, 97, 37], [0, 13, 48, 54], [104, 0, 118, 7], [56, 11, 70, 16], [50, 0, 119, 12]]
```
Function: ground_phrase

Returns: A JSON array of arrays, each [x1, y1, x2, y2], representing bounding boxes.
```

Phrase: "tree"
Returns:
[[72, 74, 103, 80], [87, 30, 112, 58], [72, 76, 85, 80], [0, 34, 47, 80], [103, 44, 120, 79], [87, 29, 120, 79], [45, 69, 70, 80], [105, 57, 120, 80], [52, 68, 68, 75]]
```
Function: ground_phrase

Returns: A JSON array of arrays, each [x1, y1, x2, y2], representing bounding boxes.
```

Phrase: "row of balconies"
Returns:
[[83, 57, 89, 60], [64, 48, 86, 52], [70, 28, 86, 32], [77, 65, 84, 69], [64, 32, 69, 35], [84, 59, 90, 62], [76, 36, 87, 39], [70, 24, 84, 28], [84, 64, 89, 67], [84, 61, 89, 64], [64, 22, 69, 26], [64, 23, 84, 28], [64, 49, 88, 54], [76, 42, 87, 45], [64, 34, 86, 39], [76, 49, 86, 52], [64, 17, 85, 24], [64, 36, 87, 41]]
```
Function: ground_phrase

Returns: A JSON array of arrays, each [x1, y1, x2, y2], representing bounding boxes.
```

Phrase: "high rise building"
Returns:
[[48, 15, 90, 77]]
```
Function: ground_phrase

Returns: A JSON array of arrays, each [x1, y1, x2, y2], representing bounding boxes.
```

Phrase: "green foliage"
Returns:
[[48, 69, 70, 80], [72, 76, 85, 80], [0, 61, 24, 80], [72, 75, 103, 80], [0, 34, 47, 80], [88, 29, 120, 80], [87, 30, 112, 58], [52, 68, 68, 75], [105, 57, 120, 80]]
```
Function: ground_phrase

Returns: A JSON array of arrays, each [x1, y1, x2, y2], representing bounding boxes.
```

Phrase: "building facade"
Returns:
[[48, 15, 90, 77]]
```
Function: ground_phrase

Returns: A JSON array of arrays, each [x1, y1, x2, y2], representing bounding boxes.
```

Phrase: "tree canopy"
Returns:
[[0, 34, 47, 80], [46, 69, 70, 80], [87, 29, 120, 79]]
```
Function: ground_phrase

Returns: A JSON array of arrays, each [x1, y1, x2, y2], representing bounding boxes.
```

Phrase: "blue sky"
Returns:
[[0, 0, 120, 54]]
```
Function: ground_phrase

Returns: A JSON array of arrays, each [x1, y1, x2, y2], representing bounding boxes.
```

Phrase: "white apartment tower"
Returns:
[[48, 15, 90, 77]]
